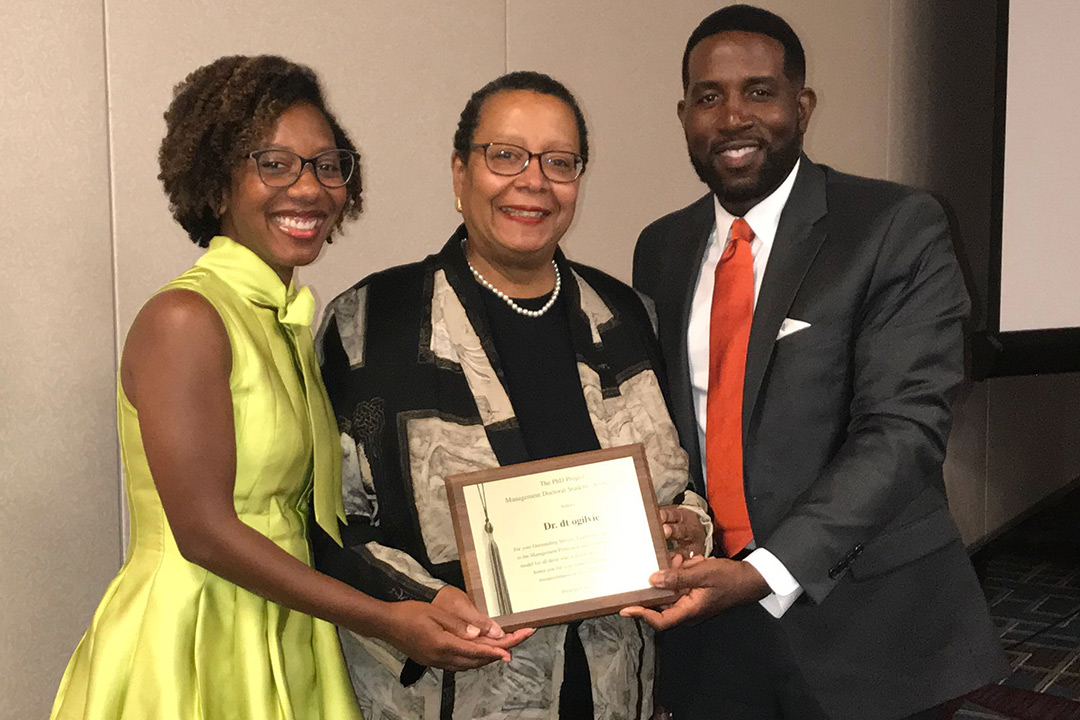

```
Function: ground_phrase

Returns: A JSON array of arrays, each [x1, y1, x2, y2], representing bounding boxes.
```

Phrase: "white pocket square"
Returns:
[[776, 318, 811, 341]]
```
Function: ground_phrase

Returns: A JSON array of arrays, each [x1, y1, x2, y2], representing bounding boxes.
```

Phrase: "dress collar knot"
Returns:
[[196, 236, 314, 327]]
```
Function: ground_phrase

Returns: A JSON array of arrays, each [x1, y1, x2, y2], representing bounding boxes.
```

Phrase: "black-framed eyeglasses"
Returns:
[[471, 142, 584, 183], [248, 149, 357, 188]]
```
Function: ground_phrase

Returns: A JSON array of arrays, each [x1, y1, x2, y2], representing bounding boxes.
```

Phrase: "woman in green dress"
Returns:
[[50, 55, 529, 720]]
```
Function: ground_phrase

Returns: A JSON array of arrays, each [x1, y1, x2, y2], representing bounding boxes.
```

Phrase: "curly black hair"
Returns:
[[452, 71, 589, 171], [158, 55, 362, 247]]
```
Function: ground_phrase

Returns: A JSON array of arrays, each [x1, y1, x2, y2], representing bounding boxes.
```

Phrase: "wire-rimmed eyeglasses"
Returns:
[[248, 149, 357, 188], [471, 142, 584, 183]]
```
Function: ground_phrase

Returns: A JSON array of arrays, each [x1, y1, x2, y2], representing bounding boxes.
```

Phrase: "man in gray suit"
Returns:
[[623, 5, 1006, 719]]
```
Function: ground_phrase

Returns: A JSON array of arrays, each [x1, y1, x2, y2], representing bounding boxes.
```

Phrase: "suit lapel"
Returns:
[[674, 194, 717, 361], [671, 194, 715, 493], [743, 158, 828, 436]]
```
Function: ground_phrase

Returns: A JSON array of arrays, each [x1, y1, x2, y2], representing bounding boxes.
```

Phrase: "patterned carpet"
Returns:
[[952, 484, 1080, 719]]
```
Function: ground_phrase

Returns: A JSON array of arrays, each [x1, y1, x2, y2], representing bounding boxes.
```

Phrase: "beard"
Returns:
[[689, 135, 803, 210]]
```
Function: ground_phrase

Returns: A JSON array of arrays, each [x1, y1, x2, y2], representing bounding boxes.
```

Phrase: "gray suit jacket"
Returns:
[[633, 157, 1005, 719]]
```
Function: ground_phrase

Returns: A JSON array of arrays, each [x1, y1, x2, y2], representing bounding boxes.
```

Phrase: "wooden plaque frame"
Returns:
[[445, 443, 677, 632]]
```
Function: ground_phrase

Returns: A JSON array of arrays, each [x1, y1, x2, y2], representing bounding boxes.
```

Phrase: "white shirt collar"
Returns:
[[712, 157, 801, 248]]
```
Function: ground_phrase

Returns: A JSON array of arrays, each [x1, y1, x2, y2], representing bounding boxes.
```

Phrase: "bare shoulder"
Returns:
[[122, 288, 231, 404], [128, 288, 229, 351]]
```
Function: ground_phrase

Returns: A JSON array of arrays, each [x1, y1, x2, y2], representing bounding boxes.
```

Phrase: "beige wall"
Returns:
[[1, 3, 121, 719], [4, 1, 1078, 716]]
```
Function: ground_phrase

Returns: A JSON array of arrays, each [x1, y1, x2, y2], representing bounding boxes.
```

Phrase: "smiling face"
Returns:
[[679, 31, 815, 217], [452, 90, 580, 274], [219, 102, 346, 284]]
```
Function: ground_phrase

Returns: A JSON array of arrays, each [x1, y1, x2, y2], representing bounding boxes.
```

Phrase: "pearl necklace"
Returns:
[[463, 241, 561, 318]]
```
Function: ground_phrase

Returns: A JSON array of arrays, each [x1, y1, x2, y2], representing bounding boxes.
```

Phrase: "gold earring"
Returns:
[[455, 197, 463, 213]]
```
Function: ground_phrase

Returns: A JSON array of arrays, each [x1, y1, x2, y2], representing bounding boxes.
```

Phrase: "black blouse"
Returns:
[[479, 287, 596, 719]]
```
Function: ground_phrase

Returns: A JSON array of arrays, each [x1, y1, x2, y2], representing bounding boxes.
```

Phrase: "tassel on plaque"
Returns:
[[478, 484, 512, 615], [484, 518, 513, 615]]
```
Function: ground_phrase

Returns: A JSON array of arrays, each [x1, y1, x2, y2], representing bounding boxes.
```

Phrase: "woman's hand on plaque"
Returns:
[[376, 594, 528, 672], [432, 586, 534, 652]]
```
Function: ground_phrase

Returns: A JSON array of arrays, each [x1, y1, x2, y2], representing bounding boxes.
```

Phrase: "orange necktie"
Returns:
[[705, 217, 755, 557]]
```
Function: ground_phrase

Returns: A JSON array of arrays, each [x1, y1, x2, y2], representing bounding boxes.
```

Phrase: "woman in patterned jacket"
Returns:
[[313, 71, 709, 720]]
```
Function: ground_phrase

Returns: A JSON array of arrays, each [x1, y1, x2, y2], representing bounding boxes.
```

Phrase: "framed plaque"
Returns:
[[445, 444, 677, 632]]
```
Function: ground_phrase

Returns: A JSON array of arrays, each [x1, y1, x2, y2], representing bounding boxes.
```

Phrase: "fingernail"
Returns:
[[649, 571, 666, 586], [465, 624, 480, 637], [488, 625, 505, 639]]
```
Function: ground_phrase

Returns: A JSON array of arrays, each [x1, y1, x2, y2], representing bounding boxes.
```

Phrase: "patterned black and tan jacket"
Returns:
[[313, 227, 701, 720]]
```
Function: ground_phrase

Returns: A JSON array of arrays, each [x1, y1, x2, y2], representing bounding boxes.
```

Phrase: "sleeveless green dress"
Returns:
[[51, 236, 362, 720]]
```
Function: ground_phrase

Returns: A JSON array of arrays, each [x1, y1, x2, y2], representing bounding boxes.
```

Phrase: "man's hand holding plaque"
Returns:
[[620, 556, 771, 630], [658, 505, 708, 561]]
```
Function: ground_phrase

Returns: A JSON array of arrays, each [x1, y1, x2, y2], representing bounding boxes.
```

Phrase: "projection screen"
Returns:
[[981, 0, 1080, 376]]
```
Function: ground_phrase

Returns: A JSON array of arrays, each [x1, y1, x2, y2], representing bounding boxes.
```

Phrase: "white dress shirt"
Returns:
[[687, 159, 803, 618]]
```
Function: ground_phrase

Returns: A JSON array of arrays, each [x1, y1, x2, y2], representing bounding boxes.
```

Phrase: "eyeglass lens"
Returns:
[[482, 143, 581, 182], [252, 149, 355, 188]]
